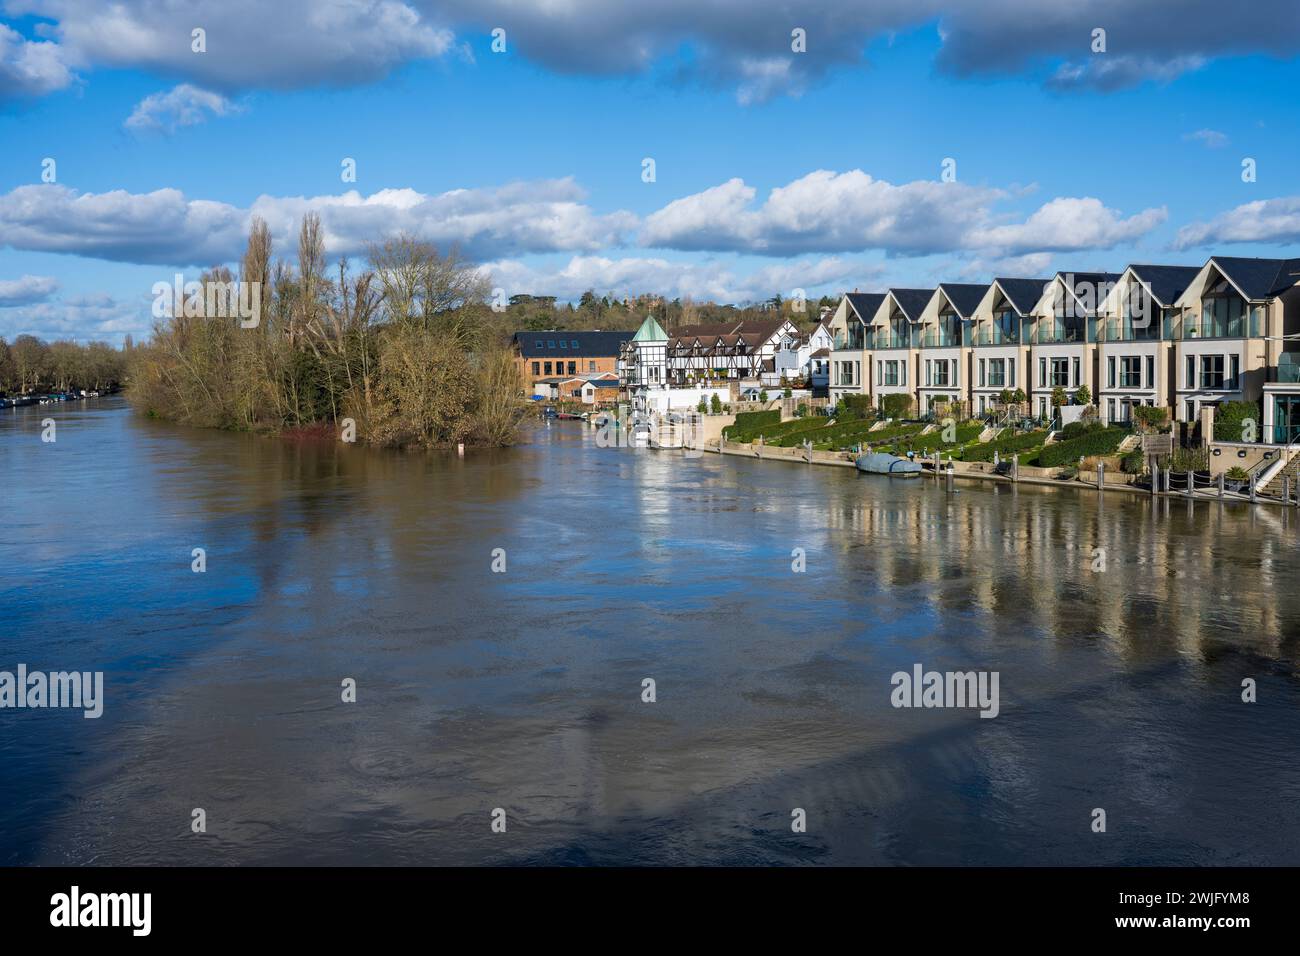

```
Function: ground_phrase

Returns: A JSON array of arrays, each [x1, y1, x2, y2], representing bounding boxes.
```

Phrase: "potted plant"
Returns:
[[1224, 466, 1250, 493]]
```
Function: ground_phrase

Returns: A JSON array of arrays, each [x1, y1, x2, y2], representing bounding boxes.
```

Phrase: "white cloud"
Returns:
[[641, 172, 1165, 258], [485, 254, 871, 304], [642, 171, 1003, 256], [0, 180, 636, 266], [125, 84, 241, 132], [1182, 128, 1229, 149], [0, 22, 76, 100], [0, 274, 61, 306], [968, 197, 1167, 255], [11, 0, 453, 92], [1175, 196, 1300, 249], [0, 292, 147, 344]]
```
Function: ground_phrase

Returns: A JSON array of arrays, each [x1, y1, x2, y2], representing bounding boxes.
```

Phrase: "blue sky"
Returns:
[[2, 1, 1300, 343]]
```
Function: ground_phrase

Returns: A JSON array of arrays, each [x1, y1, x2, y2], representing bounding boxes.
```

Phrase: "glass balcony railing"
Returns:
[[1165, 313, 1262, 340], [921, 331, 961, 348], [1272, 354, 1300, 383], [869, 331, 911, 349], [1033, 322, 1086, 344], [971, 327, 1019, 346], [1095, 317, 1161, 342]]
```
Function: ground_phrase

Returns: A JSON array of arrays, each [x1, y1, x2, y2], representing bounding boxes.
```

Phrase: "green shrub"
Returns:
[[1226, 466, 1250, 481], [879, 393, 912, 420], [1168, 445, 1209, 473], [961, 429, 1048, 462], [781, 420, 922, 449], [838, 394, 874, 420], [1121, 449, 1146, 474], [727, 409, 779, 433], [1059, 419, 1105, 441], [879, 423, 983, 457], [1213, 400, 1261, 442], [710, 393, 723, 414], [1032, 426, 1126, 468]]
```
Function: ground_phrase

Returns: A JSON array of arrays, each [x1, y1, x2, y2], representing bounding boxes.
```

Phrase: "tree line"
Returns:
[[0, 336, 130, 395]]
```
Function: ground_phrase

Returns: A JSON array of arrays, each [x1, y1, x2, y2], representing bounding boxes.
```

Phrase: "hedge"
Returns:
[[1031, 427, 1126, 468], [724, 413, 828, 444], [961, 429, 1049, 463], [1213, 400, 1261, 442], [878, 423, 984, 457], [783, 420, 922, 450], [727, 409, 780, 433]]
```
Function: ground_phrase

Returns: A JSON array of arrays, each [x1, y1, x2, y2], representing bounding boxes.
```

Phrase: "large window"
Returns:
[[1120, 356, 1142, 389], [933, 360, 951, 387], [1050, 357, 1069, 388], [988, 358, 1006, 388], [1199, 354, 1225, 390], [1198, 279, 1249, 337]]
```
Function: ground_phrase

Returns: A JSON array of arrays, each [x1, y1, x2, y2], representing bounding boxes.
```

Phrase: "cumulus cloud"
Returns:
[[125, 84, 240, 132], [11, 0, 454, 92], [0, 22, 76, 100], [967, 197, 1167, 255], [0, 274, 60, 306], [641, 172, 1165, 258], [1175, 196, 1300, 250], [484, 254, 872, 304], [642, 171, 1004, 256], [0, 180, 636, 266], [8, 1, 1300, 103]]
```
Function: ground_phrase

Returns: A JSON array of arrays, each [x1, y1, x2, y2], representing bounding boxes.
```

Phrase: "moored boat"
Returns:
[[854, 451, 923, 477]]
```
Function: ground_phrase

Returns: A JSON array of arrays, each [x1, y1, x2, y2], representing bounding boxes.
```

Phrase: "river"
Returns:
[[2, 397, 1299, 865]]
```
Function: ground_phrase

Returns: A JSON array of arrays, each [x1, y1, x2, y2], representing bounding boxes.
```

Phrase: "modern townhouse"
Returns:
[[1170, 256, 1300, 437], [827, 292, 882, 407], [1091, 265, 1199, 425], [968, 278, 1047, 416], [1023, 271, 1116, 421], [867, 289, 932, 414], [916, 283, 986, 417]]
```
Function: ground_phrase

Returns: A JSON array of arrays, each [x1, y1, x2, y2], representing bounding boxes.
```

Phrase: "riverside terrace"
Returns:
[[822, 254, 1300, 445]]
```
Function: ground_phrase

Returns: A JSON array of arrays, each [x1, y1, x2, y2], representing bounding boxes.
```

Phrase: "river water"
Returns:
[[2, 397, 1299, 865]]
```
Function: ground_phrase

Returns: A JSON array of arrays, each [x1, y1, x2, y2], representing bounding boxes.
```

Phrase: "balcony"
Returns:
[[971, 327, 1020, 346], [869, 331, 911, 349], [1096, 317, 1160, 343], [921, 331, 962, 348], [1271, 354, 1300, 384], [1033, 321, 1086, 344], [1165, 313, 1262, 340]]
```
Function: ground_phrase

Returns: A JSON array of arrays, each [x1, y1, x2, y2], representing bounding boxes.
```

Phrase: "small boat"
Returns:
[[855, 451, 923, 477]]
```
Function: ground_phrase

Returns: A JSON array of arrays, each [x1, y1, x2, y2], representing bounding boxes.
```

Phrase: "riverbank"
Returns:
[[682, 435, 1300, 508]]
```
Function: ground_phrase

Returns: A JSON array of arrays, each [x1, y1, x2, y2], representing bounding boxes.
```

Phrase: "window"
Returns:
[[568, 361, 576, 375], [1072, 357, 1080, 388], [1008, 358, 1016, 387], [534, 340, 543, 348], [934, 361, 951, 387], [877, 361, 883, 386], [559, 340, 567, 348], [1186, 356, 1195, 389], [1145, 355, 1154, 390], [925, 360, 932, 387], [544, 361, 553, 375], [1185, 399, 1196, 422], [589, 361, 596, 372], [571, 340, 579, 348], [988, 358, 1006, 388], [1229, 354, 1240, 390], [1200, 354, 1225, 389], [532, 362, 540, 375], [547, 340, 556, 348], [1107, 399, 1115, 422], [1039, 357, 1047, 388], [1120, 356, 1142, 389], [979, 359, 986, 387], [883, 361, 900, 386], [1050, 358, 1069, 388]]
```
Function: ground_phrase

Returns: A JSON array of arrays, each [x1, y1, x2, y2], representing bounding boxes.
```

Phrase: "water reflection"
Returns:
[[1, 400, 1299, 865]]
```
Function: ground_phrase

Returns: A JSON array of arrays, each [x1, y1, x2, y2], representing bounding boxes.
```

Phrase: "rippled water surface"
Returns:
[[2, 397, 1299, 865]]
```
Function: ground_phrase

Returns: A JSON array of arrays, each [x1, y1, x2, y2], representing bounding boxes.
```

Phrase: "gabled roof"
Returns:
[[1209, 256, 1300, 300], [844, 292, 886, 324], [886, 288, 935, 323], [993, 277, 1053, 316], [514, 330, 630, 358], [1126, 264, 1202, 307], [631, 315, 669, 342], [935, 282, 987, 319]]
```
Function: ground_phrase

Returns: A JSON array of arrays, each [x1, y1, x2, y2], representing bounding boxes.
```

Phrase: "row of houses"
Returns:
[[826, 256, 1300, 444], [512, 318, 835, 410]]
